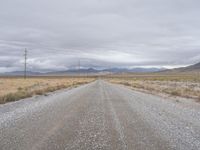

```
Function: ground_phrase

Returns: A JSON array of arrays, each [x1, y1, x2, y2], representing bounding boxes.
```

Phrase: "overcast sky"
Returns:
[[0, 0, 200, 72]]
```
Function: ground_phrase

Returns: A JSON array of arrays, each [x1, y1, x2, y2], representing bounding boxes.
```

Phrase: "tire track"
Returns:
[[103, 84, 127, 150]]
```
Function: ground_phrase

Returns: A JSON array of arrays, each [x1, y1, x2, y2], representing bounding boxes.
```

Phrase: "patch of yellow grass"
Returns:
[[108, 74, 200, 100], [0, 77, 95, 104]]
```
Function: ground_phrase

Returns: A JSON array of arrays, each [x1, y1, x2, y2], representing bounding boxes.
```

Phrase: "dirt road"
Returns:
[[0, 80, 200, 150]]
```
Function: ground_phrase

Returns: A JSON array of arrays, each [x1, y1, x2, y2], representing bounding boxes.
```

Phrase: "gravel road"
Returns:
[[1, 80, 200, 150]]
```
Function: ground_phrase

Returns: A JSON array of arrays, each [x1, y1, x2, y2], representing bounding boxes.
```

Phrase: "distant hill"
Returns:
[[181, 62, 200, 72], [0, 67, 165, 76], [163, 62, 200, 73]]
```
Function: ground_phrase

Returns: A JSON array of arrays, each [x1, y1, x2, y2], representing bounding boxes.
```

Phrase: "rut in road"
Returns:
[[0, 80, 200, 150]]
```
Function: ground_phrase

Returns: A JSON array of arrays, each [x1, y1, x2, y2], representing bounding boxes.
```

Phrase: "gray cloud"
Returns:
[[0, 0, 200, 72]]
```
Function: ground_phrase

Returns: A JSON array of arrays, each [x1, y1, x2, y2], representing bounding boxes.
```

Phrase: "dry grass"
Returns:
[[107, 73, 200, 101], [0, 77, 95, 104]]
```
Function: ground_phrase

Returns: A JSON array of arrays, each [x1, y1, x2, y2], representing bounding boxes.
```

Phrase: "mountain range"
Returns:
[[1, 61, 200, 76], [0, 67, 165, 76]]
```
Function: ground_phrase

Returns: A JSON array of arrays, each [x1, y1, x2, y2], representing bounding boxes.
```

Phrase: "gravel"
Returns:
[[0, 80, 200, 150]]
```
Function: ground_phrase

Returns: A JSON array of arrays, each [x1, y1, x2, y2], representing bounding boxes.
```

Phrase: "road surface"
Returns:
[[0, 80, 200, 150]]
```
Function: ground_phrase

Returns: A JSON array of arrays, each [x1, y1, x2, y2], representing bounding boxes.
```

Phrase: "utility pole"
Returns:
[[78, 59, 80, 77], [78, 60, 80, 71], [24, 49, 27, 79]]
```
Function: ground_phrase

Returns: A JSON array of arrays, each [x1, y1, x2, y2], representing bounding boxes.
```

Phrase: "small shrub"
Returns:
[[57, 84, 66, 89], [17, 87, 23, 91], [34, 90, 45, 95], [133, 83, 144, 89], [121, 82, 131, 86], [145, 86, 155, 91], [46, 87, 55, 92], [170, 90, 181, 96]]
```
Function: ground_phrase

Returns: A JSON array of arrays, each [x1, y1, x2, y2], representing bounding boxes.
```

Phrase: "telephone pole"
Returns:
[[78, 60, 80, 76], [24, 49, 27, 79], [78, 60, 80, 71]]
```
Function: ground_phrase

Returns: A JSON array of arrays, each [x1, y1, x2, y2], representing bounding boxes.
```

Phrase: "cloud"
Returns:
[[0, 0, 200, 72]]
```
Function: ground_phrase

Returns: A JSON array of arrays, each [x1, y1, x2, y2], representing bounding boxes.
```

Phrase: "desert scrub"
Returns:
[[109, 75, 200, 101], [170, 90, 181, 96], [0, 91, 32, 104], [120, 82, 132, 86], [132, 83, 145, 89], [0, 77, 95, 104]]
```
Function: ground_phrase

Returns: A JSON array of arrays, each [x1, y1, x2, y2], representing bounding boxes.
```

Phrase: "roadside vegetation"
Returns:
[[107, 73, 200, 101], [0, 77, 95, 104]]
